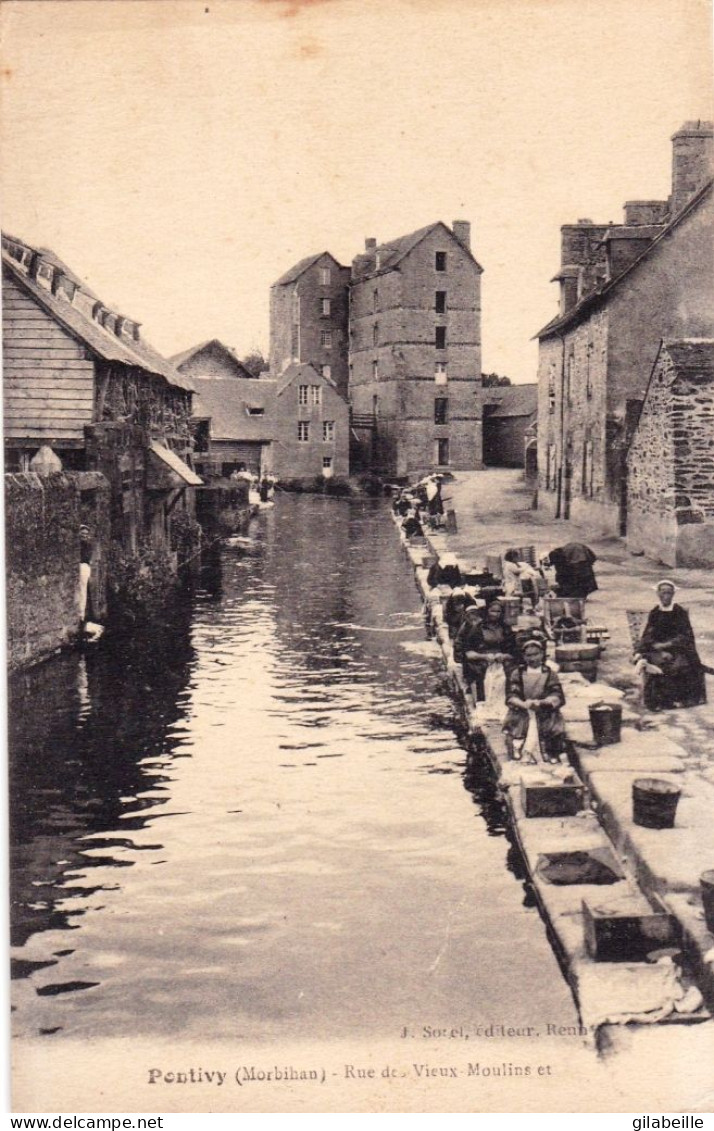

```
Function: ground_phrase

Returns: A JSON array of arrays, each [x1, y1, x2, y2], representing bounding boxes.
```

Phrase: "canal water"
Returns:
[[10, 495, 577, 1042]]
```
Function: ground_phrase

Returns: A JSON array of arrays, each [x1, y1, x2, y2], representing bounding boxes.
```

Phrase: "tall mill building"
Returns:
[[269, 220, 483, 478]]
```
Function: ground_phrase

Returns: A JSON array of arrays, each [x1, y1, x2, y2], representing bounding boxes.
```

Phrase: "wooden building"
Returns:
[[2, 234, 201, 558]]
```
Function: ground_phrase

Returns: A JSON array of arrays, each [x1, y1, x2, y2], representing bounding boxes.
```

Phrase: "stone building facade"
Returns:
[[627, 340, 714, 567], [274, 362, 349, 480], [269, 252, 351, 397], [349, 221, 482, 478], [171, 339, 255, 381], [536, 122, 714, 536], [481, 384, 537, 467]]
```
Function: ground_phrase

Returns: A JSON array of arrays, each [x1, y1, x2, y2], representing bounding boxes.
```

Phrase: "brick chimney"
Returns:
[[365, 238, 377, 252], [623, 200, 669, 226], [452, 220, 471, 250], [671, 120, 714, 215]]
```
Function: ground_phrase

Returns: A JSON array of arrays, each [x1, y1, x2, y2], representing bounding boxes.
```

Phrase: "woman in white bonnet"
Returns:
[[633, 579, 707, 710]]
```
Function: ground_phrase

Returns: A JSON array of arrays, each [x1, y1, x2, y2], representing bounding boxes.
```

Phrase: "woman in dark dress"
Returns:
[[547, 542, 598, 598], [634, 579, 707, 710], [453, 598, 518, 701]]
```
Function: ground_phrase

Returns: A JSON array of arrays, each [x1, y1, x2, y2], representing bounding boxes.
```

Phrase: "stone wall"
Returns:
[[627, 342, 714, 566], [536, 309, 609, 519], [6, 471, 110, 670], [350, 226, 482, 476], [269, 255, 350, 395], [538, 187, 713, 534], [273, 374, 349, 480]]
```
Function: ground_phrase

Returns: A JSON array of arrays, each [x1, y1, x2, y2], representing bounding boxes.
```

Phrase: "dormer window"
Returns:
[[247, 406, 265, 417], [36, 261, 54, 291]]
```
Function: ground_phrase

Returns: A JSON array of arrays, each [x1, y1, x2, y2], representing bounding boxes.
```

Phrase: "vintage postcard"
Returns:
[[3, 0, 714, 1115]]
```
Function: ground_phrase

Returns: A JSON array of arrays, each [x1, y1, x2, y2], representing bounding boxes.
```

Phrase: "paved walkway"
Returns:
[[426, 469, 714, 999], [440, 469, 714, 763]]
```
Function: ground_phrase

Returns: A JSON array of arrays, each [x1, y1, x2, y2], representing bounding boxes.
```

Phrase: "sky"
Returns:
[[1, 0, 711, 383]]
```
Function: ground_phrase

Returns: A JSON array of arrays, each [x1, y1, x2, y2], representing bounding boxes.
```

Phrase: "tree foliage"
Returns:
[[241, 349, 270, 378], [481, 372, 513, 387]]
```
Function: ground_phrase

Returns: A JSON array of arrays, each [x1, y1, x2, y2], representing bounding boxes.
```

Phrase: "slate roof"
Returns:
[[535, 179, 713, 340], [276, 360, 341, 397], [2, 243, 194, 393], [272, 251, 345, 287], [664, 338, 714, 379], [170, 338, 255, 379], [190, 375, 277, 441], [355, 221, 483, 279], [484, 383, 538, 418]]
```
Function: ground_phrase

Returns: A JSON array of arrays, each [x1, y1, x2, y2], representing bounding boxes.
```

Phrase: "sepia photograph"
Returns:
[[2, 0, 713, 1115]]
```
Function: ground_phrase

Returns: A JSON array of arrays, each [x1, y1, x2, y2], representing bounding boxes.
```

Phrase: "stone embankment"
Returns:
[[391, 478, 714, 1034]]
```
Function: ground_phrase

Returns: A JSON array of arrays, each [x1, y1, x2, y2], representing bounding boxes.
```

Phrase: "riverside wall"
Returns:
[[391, 511, 714, 1033]]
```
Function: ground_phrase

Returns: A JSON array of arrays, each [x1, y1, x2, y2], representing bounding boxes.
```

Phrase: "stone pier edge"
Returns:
[[391, 511, 714, 1033]]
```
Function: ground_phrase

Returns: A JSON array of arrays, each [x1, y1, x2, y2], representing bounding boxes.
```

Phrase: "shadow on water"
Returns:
[[9, 592, 196, 950], [457, 718, 538, 909]]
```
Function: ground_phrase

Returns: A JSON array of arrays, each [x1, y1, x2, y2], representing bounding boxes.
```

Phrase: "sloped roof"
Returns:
[[191, 375, 277, 441], [484, 383, 538, 418], [2, 246, 194, 393], [276, 360, 342, 397], [149, 441, 203, 486], [170, 338, 255, 379], [536, 179, 713, 340], [273, 251, 345, 287], [665, 338, 714, 379], [355, 221, 483, 279]]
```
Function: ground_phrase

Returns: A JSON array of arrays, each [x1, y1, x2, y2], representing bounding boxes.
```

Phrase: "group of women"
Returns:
[[426, 549, 708, 763]]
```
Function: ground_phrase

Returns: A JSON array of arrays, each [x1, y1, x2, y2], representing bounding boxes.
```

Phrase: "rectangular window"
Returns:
[[435, 251, 447, 272], [311, 385, 322, 405], [434, 398, 448, 425], [320, 267, 331, 285], [372, 359, 379, 381], [321, 298, 331, 316], [323, 420, 335, 442], [292, 293, 300, 322], [321, 330, 332, 349], [323, 456, 333, 470], [373, 322, 379, 346], [247, 407, 265, 417], [435, 362, 447, 385], [373, 289, 379, 312], [298, 385, 309, 406], [298, 421, 310, 442], [321, 365, 331, 380], [436, 438, 450, 466], [435, 326, 446, 350], [435, 291, 446, 313]]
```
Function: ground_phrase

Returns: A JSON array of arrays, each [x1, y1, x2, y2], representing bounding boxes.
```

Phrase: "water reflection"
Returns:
[[10, 496, 576, 1040], [10, 598, 195, 950]]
